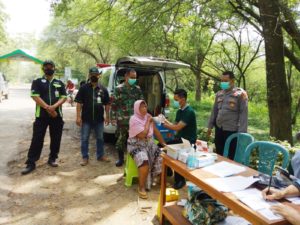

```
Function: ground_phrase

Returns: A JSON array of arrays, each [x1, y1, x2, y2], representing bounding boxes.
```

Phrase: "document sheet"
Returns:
[[202, 161, 246, 177], [205, 176, 259, 192], [232, 188, 283, 221]]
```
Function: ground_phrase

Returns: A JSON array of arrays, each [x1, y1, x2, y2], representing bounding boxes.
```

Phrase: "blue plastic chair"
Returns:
[[244, 141, 290, 176], [223, 133, 254, 164]]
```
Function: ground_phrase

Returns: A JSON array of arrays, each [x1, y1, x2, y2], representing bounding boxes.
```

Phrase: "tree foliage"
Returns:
[[0, 0, 7, 45], [44, 0, 300, 143]]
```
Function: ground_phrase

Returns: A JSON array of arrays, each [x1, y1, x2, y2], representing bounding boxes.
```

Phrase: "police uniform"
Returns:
[[75, 83, 110, 159], [26, 77, 67, 166], [208, 87, 248, 159], [111, 83, 144, 164]]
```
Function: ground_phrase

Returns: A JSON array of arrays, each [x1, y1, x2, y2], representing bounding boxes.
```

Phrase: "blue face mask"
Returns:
[[220, 82, 230, 90], [128, 78, 136, 86], [173, 100, 180, 108]]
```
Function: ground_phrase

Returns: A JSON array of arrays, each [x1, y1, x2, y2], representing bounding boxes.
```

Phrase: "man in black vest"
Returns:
[[75, 67, 110, 166]]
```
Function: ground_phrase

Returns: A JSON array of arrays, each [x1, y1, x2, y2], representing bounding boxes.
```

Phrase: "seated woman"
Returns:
[[127, 100, 166, 199], [262, 179, 300, 225]]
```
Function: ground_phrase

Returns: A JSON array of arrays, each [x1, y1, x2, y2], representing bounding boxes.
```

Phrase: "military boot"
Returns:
[[115, 150, 124, 167]]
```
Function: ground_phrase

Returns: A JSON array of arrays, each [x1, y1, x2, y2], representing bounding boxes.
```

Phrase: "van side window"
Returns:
[[101, 69, 111, 87]]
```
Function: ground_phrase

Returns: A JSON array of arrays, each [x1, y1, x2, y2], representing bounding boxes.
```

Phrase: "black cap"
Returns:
[[89, 67, 101, 74], [43, 60, 55, 67]]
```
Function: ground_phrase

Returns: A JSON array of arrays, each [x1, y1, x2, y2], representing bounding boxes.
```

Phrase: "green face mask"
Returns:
[[220, 82, 230, 90], [128, 78, 136, 85]]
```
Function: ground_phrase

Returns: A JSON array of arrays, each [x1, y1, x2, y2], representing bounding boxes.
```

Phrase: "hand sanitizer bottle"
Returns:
[[187, 145, 196, 170]]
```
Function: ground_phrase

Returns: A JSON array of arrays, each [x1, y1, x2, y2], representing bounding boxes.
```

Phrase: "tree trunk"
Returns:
[[242, 75, 246, 90], [195, 71, 202, 101], [258, 0, 292, 143]]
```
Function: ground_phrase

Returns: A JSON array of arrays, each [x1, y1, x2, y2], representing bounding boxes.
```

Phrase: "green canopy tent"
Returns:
[[0, 49, 44, 64], [0, 50, 84, 79]]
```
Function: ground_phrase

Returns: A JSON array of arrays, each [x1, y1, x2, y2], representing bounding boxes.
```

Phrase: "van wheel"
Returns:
[[0, 92, 2, 103], [104, 133, 116, 144], [4, 94, 8, 99]]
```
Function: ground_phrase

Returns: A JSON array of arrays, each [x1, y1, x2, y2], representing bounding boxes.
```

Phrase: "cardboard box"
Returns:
[[178, 152, 189, 163], [194, 152, 215, 168], [164, 138, 191, 159], [196, 139, 208, 152]]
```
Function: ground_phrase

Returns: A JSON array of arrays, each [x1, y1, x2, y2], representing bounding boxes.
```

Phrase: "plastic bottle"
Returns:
[[187, 145, 196, 170]]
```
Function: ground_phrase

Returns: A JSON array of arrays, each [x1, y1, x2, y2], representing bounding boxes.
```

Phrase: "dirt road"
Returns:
[[0, 86, 161, 225]]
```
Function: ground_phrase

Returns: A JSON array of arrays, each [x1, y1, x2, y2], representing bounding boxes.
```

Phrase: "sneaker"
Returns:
[[115, 159, 124, 167], [48, 160, 58, 167], [173, 180, 186, 190], [21, 164, 35, 175], [80, 158, 88, 166], [97, 156, 110, 162]]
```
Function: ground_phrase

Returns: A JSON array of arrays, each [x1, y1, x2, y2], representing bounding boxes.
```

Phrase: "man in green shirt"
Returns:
[[163, 89, 197, 189]]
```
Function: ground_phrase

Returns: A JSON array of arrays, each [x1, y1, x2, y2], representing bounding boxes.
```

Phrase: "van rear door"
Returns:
[[116, 56, 190, 70]]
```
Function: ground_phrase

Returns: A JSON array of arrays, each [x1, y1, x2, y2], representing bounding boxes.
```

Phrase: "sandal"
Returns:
[[138, 188, 148, 199], [152, 176, 160, 186]]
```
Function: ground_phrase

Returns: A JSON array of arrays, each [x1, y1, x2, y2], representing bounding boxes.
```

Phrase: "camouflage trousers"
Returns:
[[115, 126, 129, 153]]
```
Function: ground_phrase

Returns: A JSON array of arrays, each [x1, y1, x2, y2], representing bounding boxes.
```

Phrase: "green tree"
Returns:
[[229, 0, 300, 143], [206, 23, 263, 90], [0, 0, 7, 45]]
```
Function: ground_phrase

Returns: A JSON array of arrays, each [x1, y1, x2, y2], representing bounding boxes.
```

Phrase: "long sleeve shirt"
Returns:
[[208, 87, 248, 132]]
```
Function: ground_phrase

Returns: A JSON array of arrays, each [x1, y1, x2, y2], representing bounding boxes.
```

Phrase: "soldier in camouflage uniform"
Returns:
[[207, 71, 248, 160], [111, 68, 144, 167]]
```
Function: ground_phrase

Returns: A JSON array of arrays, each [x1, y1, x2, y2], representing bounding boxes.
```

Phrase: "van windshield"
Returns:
[[100, 67, 112, 87]]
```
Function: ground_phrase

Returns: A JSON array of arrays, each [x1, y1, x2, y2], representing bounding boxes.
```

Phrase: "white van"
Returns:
[[97, 56, 190, 141]]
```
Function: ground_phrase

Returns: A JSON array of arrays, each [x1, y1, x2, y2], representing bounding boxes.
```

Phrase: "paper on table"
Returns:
[[232, 188, 261, 199], [257, 208, 283, 220], [217, 216, 251, 225], [205, 176, 259, 192], [232, 188, 282, 221], [286, 196, 300, 204], [238, 196, 278, 211], [202, 161, 246, 177]]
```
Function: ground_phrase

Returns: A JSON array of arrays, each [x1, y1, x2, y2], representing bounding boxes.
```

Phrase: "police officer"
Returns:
[[21, 60, 67, 175], [111, 68, 144, 167], [75, 67, 110, 166], [207, 71, 248, 159]]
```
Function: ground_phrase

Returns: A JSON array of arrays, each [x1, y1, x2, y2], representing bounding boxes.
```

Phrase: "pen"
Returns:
[[266, 174, 273, 195]]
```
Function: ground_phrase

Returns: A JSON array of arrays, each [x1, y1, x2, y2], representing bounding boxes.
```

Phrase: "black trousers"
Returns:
[[26, 117, 64, 165], [215, 126, 237, 160]]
